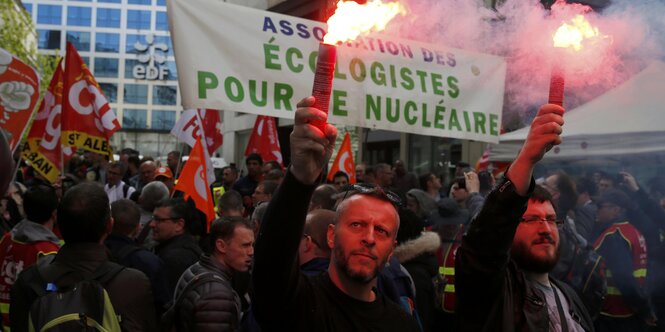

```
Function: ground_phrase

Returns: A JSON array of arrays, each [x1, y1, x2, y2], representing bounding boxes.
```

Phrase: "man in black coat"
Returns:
[[456, 104, 595, 331]]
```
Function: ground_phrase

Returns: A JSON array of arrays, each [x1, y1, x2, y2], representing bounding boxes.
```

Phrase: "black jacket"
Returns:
[[10, 243, 157, 332], [173, 254, 241, 332], [455, 176, 594, 332], [154, 233, 202, 296]]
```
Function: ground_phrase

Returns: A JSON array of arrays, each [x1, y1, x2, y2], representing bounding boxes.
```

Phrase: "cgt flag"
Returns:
[[0, 47, 40, 153], [174, 137, 216, 229], [170, 108, 220, 184], [245, 116, 283, 166], [327, 131, 356, 184], [22, 61, 71, 183], [62, 42, 120, 158]]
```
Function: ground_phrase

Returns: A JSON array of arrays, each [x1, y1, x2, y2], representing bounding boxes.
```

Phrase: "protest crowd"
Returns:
[[0, 96, 661, 332]]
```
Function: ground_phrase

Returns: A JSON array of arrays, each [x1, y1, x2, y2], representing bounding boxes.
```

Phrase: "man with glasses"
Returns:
[[456, 104, 595, 331], [104, 161, 136, 203], [150, 198, 202, 297], [252, 96, 420, 331]]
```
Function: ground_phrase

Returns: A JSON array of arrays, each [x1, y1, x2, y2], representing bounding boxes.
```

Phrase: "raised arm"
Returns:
[[252, 96, 337, 327]]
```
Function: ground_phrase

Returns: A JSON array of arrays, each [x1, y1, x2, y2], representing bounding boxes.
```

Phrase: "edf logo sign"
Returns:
[[132, 34, 170, 80]]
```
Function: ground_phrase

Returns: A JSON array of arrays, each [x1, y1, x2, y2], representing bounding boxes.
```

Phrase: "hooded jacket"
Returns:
[[394, 231, 441, 332]]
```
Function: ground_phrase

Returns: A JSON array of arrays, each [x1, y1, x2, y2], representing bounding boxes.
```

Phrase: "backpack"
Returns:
[[23, 257, 125, 332], [161, 272, 226, 331], [556, 222, 607, 319]]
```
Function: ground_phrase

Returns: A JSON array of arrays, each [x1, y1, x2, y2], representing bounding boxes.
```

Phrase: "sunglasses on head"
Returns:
[[337, 183, 403, 208]]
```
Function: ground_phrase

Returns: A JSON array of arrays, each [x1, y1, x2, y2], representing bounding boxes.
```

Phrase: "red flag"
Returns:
[[174, 137, 215, 229], [327, 131, 356, 183], [61, 42, 120, 158], [199, 109, 223, 155], [21, 61, 68, 183], [245, 116, 283, 166], [171, 109, 222, 155], [0, 47, 41, 153]]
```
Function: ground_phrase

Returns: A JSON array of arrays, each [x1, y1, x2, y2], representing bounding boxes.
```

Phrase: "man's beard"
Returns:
[[512, 240, 560, 274], [333, 243, 386, 284]]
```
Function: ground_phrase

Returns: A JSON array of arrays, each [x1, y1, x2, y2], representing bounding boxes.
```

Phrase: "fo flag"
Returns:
[[0, 47, 40, 153], [62, 42, 120, 158], [22, 62, 71, 183], [245, 116, 282, 166], [327, 132, 356, 184], [171, 109, 223, 155], [174, 137, 215, 228]]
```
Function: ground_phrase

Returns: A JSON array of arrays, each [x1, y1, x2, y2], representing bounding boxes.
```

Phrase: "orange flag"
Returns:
[[174, 137, 215, 229], [327, 132, 356, 184], [62, 42, 121, 158]]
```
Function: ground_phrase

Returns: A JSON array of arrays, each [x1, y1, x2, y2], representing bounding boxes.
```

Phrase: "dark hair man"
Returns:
[[456, 104, 594, 331], [218, 190, 245, 218], [419, 172, 443, 202], [251, 181, 278, 207], [10, 183, 156, 331], [150, 198, 203, 296], [575, 177, 598, 242], [105, 161, 136, 203], [106, 199, 170, 312], [233, 153, 264, 215], [355, 163, 366, 183], [374, 163, 394, 189], [392, 160, 419, 197], [173, 217, 254, 331], [166, 150, 182, 178], [331, 171, 349, 191], [298, 210, 336, 276], [221, 166, 238, 191], [252, 96, 420, 331], [308, 184, 338, 211], [0, 185, 60, 328]]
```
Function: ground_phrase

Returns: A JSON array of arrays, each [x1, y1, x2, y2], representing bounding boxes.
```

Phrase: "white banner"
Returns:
[[167, 0, 507, 143]]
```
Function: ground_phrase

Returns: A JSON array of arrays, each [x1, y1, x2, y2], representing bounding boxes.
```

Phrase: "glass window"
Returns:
[[125, 59, 140, 79], [127, 10, 150, 30], [81, 57, 90, 67], [98, 0, 121, 3], [95, 33, 120, 53], [153, 36, 173, 56], [125, 34, 141, 54], [152, 86, 177, 105], [155, 12, 168, 31], [123, 109, 147, 129], [165, 61, 177, 80], [151, 110, 175, 130], [66, 31, 90, 51], [124, 84, 148, 104], [128, 0, 151, 4], [94, 58, 119, 78], [99, 83, 118, 103], [23, 4, 32, 15], [157, 0, 166, 5], [38, 30, 61, 50], [37, 5, 61, 25], [96, 8, 120, 28], [67, 7, 91, 26]]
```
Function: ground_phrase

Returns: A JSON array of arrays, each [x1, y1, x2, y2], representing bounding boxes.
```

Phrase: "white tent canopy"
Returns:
[[490, 61, 665, 162]]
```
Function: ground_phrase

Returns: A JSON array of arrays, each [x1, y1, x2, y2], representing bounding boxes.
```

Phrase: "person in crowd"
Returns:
[[0, 185, 60, 328], [419, 172, 443, 202], [262, 160, 282, 175], [221, 166, 239, 192], [542, 171, 579, 220], [0, 182, 27, 232], [364, 166, 377, 185], [252, 96, 420, 331], [405, 189, 437, 225], [251, 181, 278, 207], [106, 199, 170, 313], [394, 208, 441, 332], [592, 189, 656, 330], [167, 150, 182, 178], [104, 161, 136, 203], [136, 181, 170, 248], [155, 166, 175, 195], [264, 169, 285, 183], [355, 163, 366, 183], [218, 190, 245, 218], [392, 160, 419, 197], [456, 104, 595, 331], [250, 201, 269, 236], [298, 209, 335, 276], [597, 173, 616, 195], [10, 183, 157, 331], [449, 176, 469, 208], [150, 198, 203, 297], [172, 217, 254, 331], [331, 171, 350, 191], [233, 154, 264, 214], [126, 155, 142, 189], [374, 163, 394, 189], [136, 160, 157, 193], [308, 184, 338, 212], [575, 176, 598, 242], [477, 170, 495, 197]]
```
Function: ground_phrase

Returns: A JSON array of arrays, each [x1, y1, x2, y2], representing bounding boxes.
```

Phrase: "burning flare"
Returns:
[[324, 0, 407, 45], [552, 15, 601, 51]]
